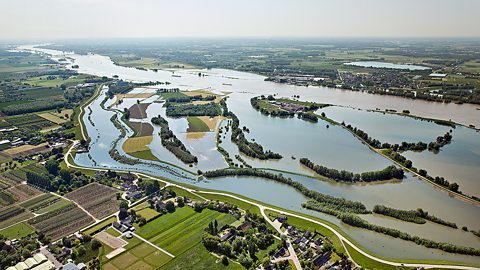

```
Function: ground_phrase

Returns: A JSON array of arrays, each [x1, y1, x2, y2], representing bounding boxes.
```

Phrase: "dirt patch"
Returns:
[[95, 231, 127, 249], [122, 136, 153, 153], [186, 132, 207, 140], [197, 116, 221, 130], [128, 103, 150, 119], [4, 143, 49, 157], [38, 109, 73, 124], [127, 122, 154, 137]]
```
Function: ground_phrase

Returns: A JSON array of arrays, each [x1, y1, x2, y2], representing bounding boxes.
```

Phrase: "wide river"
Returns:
[[19, 45, 480, 265]]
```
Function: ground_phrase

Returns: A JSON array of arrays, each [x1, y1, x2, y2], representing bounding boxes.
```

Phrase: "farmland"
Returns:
[[128, 103, 150, 119], [2, 184, 43, 203], [0, 221, 35, 239], [37, 108, 73, 124], [20, 193, 71, 214], [28, 203, 94, 240], [126, 121, 154, 137], [137, 206, 236, 256], [102, 235, 173, 270], [0, 205, 34, 228], [65, 182, 120, 219], [187, 116, 210, 132]]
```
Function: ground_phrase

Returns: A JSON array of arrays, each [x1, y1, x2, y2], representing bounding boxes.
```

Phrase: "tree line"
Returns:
[[338, 213, 480, 256], [373, 205, 457, 228], [151, 115, 198, 164], [165, 102, 221, 117], [166, 95, 215, 103], [300, 158, 404, 182], [203, 168, 368, 215]]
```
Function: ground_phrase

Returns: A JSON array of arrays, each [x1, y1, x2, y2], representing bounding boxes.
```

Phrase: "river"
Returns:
[[17, 45, 480, 265]]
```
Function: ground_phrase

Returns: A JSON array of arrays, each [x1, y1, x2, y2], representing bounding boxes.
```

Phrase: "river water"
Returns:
[[18, 45, 480, 265]]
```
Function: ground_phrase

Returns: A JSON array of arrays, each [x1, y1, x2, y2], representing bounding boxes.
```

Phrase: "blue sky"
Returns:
[[1, 0, 479, 39]]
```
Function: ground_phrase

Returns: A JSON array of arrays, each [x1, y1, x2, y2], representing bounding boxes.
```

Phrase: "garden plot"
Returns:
[[28, 204, 94, 240], [65, 183, 120, 219]]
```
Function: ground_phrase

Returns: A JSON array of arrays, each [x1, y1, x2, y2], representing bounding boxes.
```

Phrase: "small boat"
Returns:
[[291, 156, 296, 160], [172, 74, 181, 78], [223, 83, 232, 86]]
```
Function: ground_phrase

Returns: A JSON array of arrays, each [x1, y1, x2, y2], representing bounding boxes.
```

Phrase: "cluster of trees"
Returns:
[[3, 100, 67, 116], [151, 115, 198, 164], [300, 158, 404, 182], [343, 123, 453, 154], [137, 178, 160, 196], [297, 112, 318, 123], [165, 102, 220, 117], [250, 97, 294, 117], [26, 160, 90, 194], [107, 81, 132, 99], [229, 111, 282, 160], [338, 213, 480, 256], [203, 168, 368, 216], [166, 94, 215, 103], [202, 210, 276, 268], [373, 205, 457, 228], [0, 234, 40, 269]]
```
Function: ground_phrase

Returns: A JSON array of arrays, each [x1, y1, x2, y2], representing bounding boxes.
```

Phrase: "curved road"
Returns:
[[64, 142, 480, 270]]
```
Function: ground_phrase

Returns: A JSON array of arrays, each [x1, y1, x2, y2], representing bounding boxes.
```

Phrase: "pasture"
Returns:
[[102, 235, 173, 270], [137, 206, 236, 256], [0, 222, 35, 239]]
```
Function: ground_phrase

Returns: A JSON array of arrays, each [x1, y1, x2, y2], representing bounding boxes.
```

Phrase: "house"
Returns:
[[274, 248, 286, 258], [292, 237, 302, 244], [303, 230, 312, 239], [236, 221, 252, 231], [287, 225, 298, 235], [299, 242, 307, 251], [276, 215, 287, 223], [120, 173, 134, 182], [312, 251, 331, 267], [219, 230, 235, 242], [113, 222, 122, 230]]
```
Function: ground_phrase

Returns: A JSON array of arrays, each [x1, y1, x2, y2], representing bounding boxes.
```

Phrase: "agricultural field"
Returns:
[[0, 221, 35, 239], [4, 142, 50, 157], [102, 235, 173, 270], [0, 205, 34, 228], [2, 184, 43, 203], [128, 103, 150, 119], [37, 109, 73, 124], [137, 206, 236, 256], [28, 203, 94, 241], [1, 163, 49, 184], [161, 242, 243, 270], [65, 182, 120, 219], [0, 190, 15, 207], [158, 91, 187, 100], [126, 121, 154, 137], [82, 216, 117, 236], [20, 193, 71, 214], [122, 136, 152, 153], [186, 116, 210, 132]]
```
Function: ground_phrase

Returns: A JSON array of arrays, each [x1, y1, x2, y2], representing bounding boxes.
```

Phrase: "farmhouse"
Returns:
[[0, 139, 11, 150]]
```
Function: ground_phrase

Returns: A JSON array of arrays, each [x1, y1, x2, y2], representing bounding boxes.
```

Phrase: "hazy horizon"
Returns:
[[1, 0, 479, 39]]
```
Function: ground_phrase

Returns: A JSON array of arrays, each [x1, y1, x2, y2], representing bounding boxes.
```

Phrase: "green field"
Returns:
[[199, 192, 261, 215], [0, 222, 35, 239], [161, 242, 243, 270], [128, 149, 160, 162], [136, 207, 160, 221], [83, 216, 117, 236], [187, 116, 210, 132], [102, 235, 172, 270], [166, 186, 205, 201], [138, 206, 236, 256], [158, 92, 187, 100]]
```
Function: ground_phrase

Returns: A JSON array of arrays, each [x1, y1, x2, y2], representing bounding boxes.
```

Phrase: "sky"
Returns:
[[1, 0, 479, 39]]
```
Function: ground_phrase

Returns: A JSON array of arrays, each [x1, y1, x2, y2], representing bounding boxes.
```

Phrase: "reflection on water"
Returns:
[[22, 45, 480, 265]]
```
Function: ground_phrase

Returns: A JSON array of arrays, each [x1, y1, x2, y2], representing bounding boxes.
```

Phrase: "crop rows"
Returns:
[[20, 193, 60, 212], [28, 204, 94, 240], [4, 114, 52, 128], [65, 183, 119, 219], [0, 205, 25, 222], [4, 184, 42, 203]]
